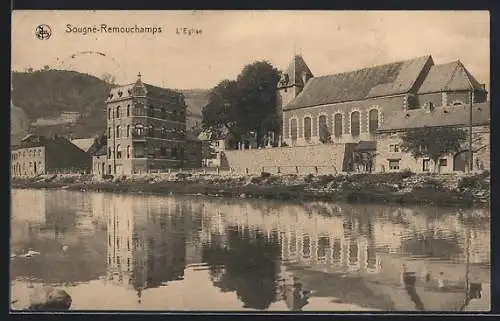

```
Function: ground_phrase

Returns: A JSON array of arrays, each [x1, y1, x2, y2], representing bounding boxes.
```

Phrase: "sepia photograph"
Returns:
[[10, 10, 490, 312]]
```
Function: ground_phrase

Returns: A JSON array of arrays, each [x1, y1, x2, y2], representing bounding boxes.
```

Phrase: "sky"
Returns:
[[12, 10, 490, 90]]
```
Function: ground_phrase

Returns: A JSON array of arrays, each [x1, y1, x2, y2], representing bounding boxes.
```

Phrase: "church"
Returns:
[[276, 54, 488, 149]]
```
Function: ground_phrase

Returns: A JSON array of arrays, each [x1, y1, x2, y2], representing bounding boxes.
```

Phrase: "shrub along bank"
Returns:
[[11, 170, 490, 208]]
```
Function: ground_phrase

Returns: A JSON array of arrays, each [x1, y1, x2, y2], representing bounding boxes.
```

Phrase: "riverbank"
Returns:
[[11, 170, 490, 208]]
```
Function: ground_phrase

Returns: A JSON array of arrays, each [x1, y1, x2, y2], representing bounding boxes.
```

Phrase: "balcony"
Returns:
[[132, 133, 147, 141]]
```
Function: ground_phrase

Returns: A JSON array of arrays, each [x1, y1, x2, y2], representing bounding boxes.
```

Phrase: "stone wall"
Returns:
[[221, 144, 350, 175], [282, 95, 404, 147]]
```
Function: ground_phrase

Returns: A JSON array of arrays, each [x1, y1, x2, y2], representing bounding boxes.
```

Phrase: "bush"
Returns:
[[400, 169, 415, 179], [458, 172, 490, 190], [304, 174, 314, 183], [176, 173, 192, 180], [260, 172, 271, 179]]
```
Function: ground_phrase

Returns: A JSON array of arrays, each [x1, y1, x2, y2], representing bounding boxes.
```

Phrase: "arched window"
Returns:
[[135, 124, 144, 136], [116, 144, 122, 159], [127, 145, 131, 159], [304, 117, 312, 141], [116, 106, 121, 118], [290, 119, 298, 141], [350, 111, 360, 137], [318, 115, 329, 142], [127, 125, 130, 137], [108, 108, 112, 120], [116, 125, 121, 138], [148, 125, 155, 137], [161, 127, 167, 137], [368, 109, 379, 134], [334, 114, 343, 138]]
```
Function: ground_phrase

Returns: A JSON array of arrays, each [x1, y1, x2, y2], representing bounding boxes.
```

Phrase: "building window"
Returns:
[[135, 124, 144, 136], [423, 159, 431, 172], [304, 116, 312, 141], [108, 108, 112, 120], [290, 119, 298, 141], [149, 106, 155, 118], [388, 159, 400, 170], [159, 147, 167, 157], [172, 147, 178, 158], [452, 100, 464, 106], [148, 125, 155, 137], [161, 107, 166, 118], [127, 125, 130, 137], [161, 127, 167, 137], [108, 127, 111, 138], [389, 144, 400, 152], [439, 159, 447, 167], [116, 145, 122, 159], [350, 111, 360, 137], [318, 115, 329, 140], [127, 105, 130, 117], [116, 106, 121, 118], [108, 148, 112, 158], [127, 145, 131, 159], [116, 125, 121, 138], [368, 109, 379, 134]]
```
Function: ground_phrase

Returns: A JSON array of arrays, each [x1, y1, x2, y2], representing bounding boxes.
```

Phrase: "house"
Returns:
[[11, 134, 92, 177], [276, 55, 487, 155], [92, 145, 108, 177], [197, 130, 228, 167], [104, 73, 197, 175], [375, 101, 490, 173]]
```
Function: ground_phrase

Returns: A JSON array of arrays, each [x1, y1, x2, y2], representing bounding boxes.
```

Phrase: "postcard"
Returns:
[[10, 10, 490, 312]]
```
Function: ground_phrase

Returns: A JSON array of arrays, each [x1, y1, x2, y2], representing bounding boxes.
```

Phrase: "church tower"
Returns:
[[276, 55, 313, 144]]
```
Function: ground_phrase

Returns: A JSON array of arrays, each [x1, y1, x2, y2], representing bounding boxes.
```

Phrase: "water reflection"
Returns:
[[10, 189, 490, 311]]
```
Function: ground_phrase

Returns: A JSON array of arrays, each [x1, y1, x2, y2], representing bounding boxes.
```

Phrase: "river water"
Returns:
[[10, 188, 491, 312]]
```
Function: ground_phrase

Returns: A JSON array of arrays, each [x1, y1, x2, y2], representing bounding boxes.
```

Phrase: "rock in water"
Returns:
[[28, 286, 72, 311]]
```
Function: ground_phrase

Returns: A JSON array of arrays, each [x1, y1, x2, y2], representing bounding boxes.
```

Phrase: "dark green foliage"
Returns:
[[202, 61, 281, 146], [457, 171, 490, 190]]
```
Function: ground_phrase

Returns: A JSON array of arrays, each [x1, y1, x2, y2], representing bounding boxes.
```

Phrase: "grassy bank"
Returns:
[[11, 170, 490, 208]]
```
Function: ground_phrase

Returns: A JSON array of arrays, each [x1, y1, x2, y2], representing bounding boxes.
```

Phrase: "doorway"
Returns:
[[453, 151, 469, 172]]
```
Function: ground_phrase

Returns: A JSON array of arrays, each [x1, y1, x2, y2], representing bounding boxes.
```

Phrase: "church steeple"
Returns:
[[278, 55, 314, 90]]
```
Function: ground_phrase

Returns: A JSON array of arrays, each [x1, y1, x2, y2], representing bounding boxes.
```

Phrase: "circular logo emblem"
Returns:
[[35, 24, 52, 40]]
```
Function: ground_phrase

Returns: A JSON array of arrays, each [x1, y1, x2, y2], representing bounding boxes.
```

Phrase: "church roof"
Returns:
[[417, 60, 486, 94], [279, 55, 314, 88], [378, 101, 490, 132], [284, 55, 433, 111]]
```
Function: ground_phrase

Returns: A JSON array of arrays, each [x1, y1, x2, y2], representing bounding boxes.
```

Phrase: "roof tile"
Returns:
[[284, 55, 432, 110]]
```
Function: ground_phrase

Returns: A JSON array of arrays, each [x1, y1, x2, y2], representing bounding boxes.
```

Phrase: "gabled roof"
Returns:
[[284, 55, 433, 110], [378, 101, 490, 132], [278, 55, 314, 88], [417, 60, 486, 94], [71, 138, 96, 153]]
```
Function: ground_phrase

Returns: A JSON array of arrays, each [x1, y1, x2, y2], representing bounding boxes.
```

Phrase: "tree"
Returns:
[[202, 61, 281, 147], [202, 79, 243, 141], [235, 61, 281, 146], [101, 72, 116, 85], [201, 140, 217, 163], [400, 126, 468, 173], [353, 151, 377, 173]]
